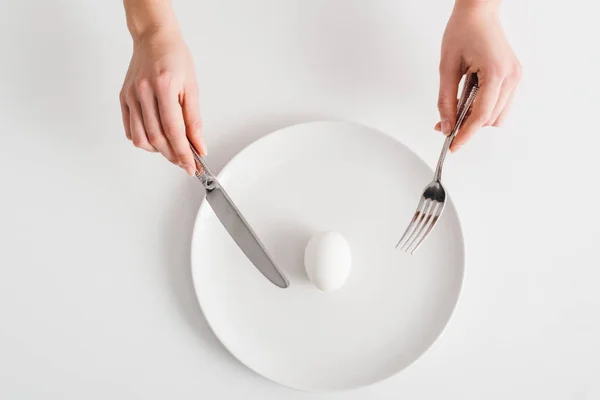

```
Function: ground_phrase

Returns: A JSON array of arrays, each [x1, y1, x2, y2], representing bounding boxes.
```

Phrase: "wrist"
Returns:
[[125, 2, 180, 43], [131, 23, 181, 46], [454, 0, 500, 14]]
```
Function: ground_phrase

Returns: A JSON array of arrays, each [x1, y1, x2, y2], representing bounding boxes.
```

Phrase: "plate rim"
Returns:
[[190, 119, 466, 392]]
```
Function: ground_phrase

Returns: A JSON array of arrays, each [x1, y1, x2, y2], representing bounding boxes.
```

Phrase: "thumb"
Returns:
[[437, 62, 461, 135], [182, 89, 207, 156]]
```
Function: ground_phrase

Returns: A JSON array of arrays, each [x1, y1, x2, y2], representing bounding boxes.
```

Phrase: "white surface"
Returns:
[[191, 121, 465, 391], [0, 0, 599, 399]]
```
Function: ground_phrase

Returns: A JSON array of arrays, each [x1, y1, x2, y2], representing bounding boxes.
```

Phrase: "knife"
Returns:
[[188, 142, 290, 289]]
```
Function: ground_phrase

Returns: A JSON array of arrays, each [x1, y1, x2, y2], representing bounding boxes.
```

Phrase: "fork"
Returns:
[[396, 73, 479, 254]]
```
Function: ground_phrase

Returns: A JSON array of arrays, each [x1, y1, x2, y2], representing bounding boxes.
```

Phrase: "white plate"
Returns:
[[191, 121, 464, 392]]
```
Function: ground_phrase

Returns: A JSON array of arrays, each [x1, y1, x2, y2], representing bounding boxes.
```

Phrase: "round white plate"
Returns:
[[191, 121, 464, 392]]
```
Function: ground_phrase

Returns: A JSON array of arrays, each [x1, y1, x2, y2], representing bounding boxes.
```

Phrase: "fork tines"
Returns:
[[396, 196, 444, 254]]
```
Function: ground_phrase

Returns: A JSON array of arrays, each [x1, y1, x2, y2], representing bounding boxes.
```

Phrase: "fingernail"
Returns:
[[184, 165, 195, 176], [441, 119, 451, 135], [199, 137, 208, 156]]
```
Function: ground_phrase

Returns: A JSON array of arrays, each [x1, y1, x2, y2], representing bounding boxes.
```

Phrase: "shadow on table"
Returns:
[[162, 113, 332, 368]]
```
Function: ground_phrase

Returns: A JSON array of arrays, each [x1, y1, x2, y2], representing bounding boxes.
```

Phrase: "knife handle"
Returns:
[[189, 141, 217, 191]]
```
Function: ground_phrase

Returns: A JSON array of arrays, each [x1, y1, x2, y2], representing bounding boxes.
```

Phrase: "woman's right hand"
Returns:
[[120, 29, 206, 176]]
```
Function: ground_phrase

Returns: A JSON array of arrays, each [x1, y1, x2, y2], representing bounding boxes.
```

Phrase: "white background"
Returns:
[[0, 0, 598, 399]]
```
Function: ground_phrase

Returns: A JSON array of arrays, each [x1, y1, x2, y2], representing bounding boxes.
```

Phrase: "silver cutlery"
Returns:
[[396, 73, 479, 254], [189, 142, 290, 288]]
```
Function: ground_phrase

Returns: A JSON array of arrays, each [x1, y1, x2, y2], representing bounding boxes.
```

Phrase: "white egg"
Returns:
[[304, 231, 352, 292]]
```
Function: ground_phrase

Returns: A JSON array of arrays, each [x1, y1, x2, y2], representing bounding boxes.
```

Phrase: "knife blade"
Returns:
[[189, 143, 289, 289]]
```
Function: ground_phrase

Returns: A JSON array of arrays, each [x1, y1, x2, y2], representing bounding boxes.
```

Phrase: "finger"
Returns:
[[120, 90, 132, 140], [435, 101, 476, 133], [128, 95, 157, 153], [156, 81, 196, 176], [493, 62, 522, 126], [182, 88, 206, 156], [136, 80, 178, 162], [435, 107, 474, 133], [438, 58, 462, 135], [485, 78, 509, 127], [486, 76, 518, 127], [492, 89, 516, 127], [451, 72, 502, 151]]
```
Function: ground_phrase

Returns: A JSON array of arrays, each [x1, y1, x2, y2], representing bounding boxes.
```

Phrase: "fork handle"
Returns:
[[433, 73, 479, 182]]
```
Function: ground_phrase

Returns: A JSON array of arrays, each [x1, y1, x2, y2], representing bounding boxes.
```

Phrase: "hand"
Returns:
[[120, 30, 206, 175], [436, 3, 522, 151]]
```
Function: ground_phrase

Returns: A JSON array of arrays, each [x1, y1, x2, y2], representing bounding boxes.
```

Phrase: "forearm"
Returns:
[[454, 0, 501, 12], [123, 0, 179, 41]]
